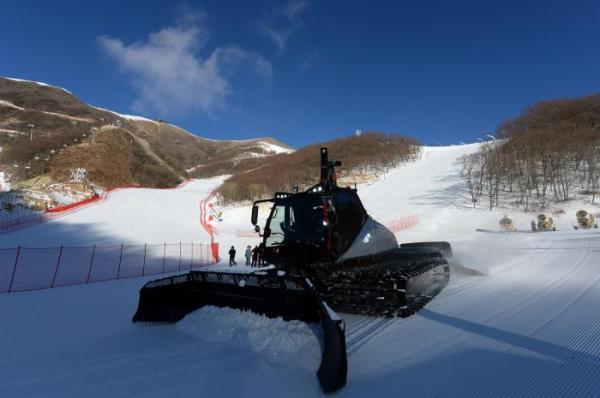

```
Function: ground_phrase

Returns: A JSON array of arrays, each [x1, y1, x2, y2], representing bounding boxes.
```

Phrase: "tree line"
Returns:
[[218, 132, 421, 203], [459, 95, 600, 211]]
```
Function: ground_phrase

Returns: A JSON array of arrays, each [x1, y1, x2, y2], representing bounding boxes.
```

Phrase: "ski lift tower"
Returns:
[[28, 123, 35, 141], [90, 127, 98, 144]]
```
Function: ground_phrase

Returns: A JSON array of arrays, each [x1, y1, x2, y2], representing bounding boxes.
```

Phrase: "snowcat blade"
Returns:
[[132, 271, 319, 323], [132, 271, 347, 393]]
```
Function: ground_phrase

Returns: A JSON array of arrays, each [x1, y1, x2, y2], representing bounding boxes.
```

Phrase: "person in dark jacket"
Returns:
[[258, 242, 266, 265], [228, 246, 237, 266], [245, 245, 252, 266], [251, 245, 259, 267]]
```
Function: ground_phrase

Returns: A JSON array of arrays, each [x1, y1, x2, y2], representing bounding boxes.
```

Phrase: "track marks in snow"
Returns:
[[345, 232, 600, 397], [346, 318, 396, 357]]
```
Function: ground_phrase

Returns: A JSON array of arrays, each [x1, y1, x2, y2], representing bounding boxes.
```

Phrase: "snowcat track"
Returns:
[[316, 249, 451, 317], [132, 271, 347, 393]]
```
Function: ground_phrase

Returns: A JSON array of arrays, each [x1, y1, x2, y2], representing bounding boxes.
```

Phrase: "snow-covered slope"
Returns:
[[0, 178, 224, 247], [1, 143, 600, 397]]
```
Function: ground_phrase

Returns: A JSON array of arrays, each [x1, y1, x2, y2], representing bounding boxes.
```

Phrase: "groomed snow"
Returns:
[[0, 177, 224, 247], [1, 143, 600, 397]]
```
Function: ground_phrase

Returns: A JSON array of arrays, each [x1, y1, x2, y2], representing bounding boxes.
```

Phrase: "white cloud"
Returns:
[[281, 0, 309, 22], [98, 14, 271, 117], [259, 0, 309, 54], [300, 50, 320, 71]]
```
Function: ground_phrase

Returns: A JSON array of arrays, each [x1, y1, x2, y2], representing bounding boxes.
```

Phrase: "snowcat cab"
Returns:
[[132, 147, 452, 394], [251, 148, 398, 272]]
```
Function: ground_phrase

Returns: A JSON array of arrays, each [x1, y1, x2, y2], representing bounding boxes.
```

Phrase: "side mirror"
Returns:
[[251, 205, 259, 225], [254, 225, 260, 233]]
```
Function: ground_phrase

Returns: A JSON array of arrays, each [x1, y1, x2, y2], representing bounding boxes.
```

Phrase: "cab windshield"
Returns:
[[265, 194, 325, 247]]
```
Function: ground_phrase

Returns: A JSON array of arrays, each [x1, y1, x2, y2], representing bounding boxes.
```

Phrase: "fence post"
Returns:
[[50, 246, 64, 288], [142, 243, 147, 276], [190, 242, 194, 270], [86, 245, 96, 283], [178, 242, 182, 271], [162, 243, 166, 273], [8, 246, 21, 292], [117, 244, 124, 279]]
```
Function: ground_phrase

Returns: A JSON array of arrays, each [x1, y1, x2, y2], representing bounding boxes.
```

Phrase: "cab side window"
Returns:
[[332, 189, 366, 254]]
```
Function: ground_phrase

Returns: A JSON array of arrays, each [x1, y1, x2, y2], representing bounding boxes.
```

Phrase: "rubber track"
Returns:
[[319, 255, 450, 317]]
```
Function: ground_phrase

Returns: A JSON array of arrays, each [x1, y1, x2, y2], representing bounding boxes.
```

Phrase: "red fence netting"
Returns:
[[386, 214, 420, 233]]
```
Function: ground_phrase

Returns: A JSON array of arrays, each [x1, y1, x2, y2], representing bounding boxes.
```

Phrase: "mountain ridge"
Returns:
[[0, 76, 293, 191]]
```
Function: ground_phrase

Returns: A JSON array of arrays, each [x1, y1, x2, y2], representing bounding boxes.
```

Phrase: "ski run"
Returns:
[[1, 143, 600, 397]]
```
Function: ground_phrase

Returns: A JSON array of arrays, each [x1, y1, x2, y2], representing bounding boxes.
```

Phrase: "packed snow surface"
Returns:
[[0, 177, 224, 247], [1, 144, 600, 397]]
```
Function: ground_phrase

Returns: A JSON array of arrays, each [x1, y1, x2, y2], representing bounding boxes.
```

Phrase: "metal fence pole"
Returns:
[[50, 246, 64, 288], [162, 243, 166, 273], [190, 242, 194, 270], [86, 245, 96, 283], [117, 244, 124, 279], [178, 242, 182, 271], [8, 246, 21, 292], [142, 243, 147, 276]]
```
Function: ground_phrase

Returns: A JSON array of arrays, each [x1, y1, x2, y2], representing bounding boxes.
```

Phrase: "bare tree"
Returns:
[[459, 153, 484, 208]]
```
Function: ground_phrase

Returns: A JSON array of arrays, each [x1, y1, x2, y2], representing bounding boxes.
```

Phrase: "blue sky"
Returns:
[[1, 0, 599, 147]]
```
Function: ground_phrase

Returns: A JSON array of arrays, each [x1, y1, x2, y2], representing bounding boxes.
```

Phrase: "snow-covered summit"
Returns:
[[3, 77, 73, 94]]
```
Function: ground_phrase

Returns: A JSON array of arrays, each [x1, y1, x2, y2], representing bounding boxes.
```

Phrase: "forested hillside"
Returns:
[[459, 95, 600, 210], [218, 132, 421, 203]]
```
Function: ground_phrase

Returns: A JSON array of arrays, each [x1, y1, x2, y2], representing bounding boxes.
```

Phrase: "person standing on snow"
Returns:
[[245, 245, 252, 266], [258, 242, 266, 265], [251, 245, 259, 267], [228, 246, 237, 266]]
